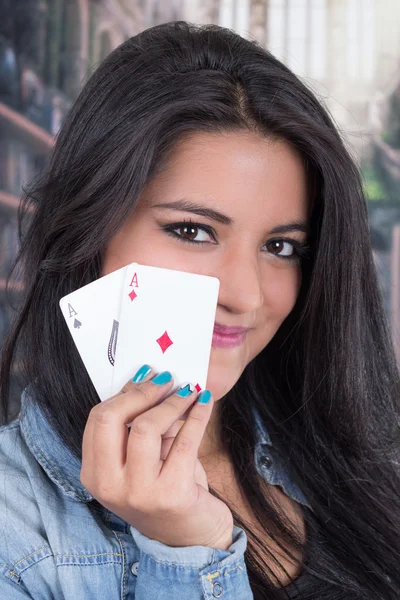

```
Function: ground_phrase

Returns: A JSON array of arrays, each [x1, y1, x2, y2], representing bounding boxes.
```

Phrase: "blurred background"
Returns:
[[1, 0, 400, 379]]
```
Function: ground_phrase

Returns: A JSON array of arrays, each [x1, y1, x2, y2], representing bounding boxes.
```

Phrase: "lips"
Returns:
[[213, 323, 248, 335], [212, 322, 249, 348]]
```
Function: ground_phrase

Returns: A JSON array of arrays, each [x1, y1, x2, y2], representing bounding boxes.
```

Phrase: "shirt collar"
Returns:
[[250, 403, 272, 447], [19, 385, 272, 503], [19, 385, 94, 502]]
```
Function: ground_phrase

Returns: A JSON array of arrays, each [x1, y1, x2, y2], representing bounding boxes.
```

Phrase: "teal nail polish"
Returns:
[[197, 390, 212, 404], [132, 364, 152, 383], [176, 383, 195, 398], [151, 371, 172, 385]]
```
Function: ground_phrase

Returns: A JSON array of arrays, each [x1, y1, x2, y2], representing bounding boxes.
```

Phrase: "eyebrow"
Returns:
[[152, 199, 309, 234]]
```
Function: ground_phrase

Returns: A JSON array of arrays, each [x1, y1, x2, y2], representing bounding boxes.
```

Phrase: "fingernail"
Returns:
[[132, 364, 152, 383], [151, 371, 172, 385], [176, 383, 195, 398], [197, 390, 212, 404]]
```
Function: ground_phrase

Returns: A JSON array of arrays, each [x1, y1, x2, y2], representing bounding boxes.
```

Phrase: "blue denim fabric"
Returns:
[[0, 385, 312, 599]]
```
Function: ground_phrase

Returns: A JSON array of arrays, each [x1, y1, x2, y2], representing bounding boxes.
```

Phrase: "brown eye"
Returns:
[[267, 240, 294, 257], [179, 225, 199, 240], [162, 221, 217, 244]]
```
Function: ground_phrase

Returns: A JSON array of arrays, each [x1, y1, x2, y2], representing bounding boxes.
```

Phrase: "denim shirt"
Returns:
[[0, 386, 312, 599]]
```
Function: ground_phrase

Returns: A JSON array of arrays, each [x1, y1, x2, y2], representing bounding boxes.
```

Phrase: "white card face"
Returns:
[[59, 265, 132, 401], [110, 263, 220, 397]]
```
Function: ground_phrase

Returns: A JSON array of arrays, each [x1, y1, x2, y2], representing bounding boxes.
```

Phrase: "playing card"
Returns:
[[59, 264, 135, 401], [110, 263, 220, 398]]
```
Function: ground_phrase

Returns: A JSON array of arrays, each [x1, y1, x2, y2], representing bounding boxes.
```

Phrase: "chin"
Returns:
[[205, 355, 247, 401]]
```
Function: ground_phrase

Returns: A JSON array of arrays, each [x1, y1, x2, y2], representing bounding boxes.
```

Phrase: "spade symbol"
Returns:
[[74, 318, 82, 329]]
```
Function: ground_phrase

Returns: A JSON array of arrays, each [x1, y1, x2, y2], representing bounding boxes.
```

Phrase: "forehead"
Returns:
[[143, 131, 310, 222]]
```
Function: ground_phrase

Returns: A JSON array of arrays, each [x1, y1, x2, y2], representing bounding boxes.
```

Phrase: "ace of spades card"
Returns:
[[110, 263, 220, 399], [58, 264, 135, 401]]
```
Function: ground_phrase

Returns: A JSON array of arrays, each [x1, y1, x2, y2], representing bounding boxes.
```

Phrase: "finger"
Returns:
[[162, 419, 185, 440], [160, 420, 185, 460], [161, 390, 214, 484], [125, 383, 199, 486], [80, 367, 174, 491], [160, 437, 175, 461]]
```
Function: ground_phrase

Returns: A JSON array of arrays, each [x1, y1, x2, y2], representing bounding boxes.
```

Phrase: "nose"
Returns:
[[216, 247, 264, 315]]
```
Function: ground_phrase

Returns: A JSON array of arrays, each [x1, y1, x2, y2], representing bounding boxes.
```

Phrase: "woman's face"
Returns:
[[102, 131, 310, 401]]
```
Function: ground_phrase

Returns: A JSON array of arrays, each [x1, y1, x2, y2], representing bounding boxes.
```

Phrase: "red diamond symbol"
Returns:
[[128, 290, 137, 301], [195, 383, 202, 392], [156, 330, 173, 354]]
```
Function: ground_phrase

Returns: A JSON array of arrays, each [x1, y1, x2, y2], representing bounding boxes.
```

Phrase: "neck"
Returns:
[[197, 400, 227, 460]]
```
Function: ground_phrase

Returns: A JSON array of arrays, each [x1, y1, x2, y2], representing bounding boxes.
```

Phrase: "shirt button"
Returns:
[[130, 561, 139, 576], [212, 581, 223, 597], [261, 455, 272, 468]]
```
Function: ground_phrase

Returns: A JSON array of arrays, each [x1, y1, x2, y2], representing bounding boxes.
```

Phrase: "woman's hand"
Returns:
[[80, 366, 234, 550]]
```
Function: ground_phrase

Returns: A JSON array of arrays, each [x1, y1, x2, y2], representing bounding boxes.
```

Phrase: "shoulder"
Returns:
[[0, 417, 38, 476], [0, 419, 54, 573], [0, 418, 31, 468], [0, 418, 123, 597]]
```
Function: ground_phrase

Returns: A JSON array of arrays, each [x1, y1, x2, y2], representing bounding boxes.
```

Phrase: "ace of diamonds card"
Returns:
[[110, 263, 220, 397]]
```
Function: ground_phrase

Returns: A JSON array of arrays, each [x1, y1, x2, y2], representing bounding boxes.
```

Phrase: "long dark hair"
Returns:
[[1, 21, 399, 599]]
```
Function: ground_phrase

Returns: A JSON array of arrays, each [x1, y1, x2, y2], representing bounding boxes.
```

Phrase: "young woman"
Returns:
[[0, 21, 399, 600]]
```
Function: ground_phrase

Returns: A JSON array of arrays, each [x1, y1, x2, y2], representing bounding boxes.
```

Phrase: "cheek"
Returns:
[[245, 271, 300, 364], [102, 223, 208, 279], [102, 220, 168, 276], [263, 268, 302, 321]]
